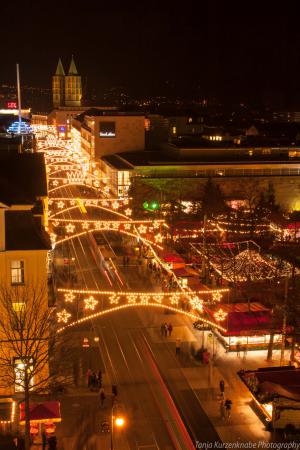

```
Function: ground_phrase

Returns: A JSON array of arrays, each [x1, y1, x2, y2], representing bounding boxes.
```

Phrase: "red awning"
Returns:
[[20, 401, 61, 424], [159, 250, 185, 263]]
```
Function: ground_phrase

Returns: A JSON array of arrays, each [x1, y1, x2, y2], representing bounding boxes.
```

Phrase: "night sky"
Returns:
[[1, 1, 300, 106]]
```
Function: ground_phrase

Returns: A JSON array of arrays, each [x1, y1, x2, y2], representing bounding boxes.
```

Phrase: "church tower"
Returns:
[[52, 58, 65, 107], [65, 56, 82, 107]]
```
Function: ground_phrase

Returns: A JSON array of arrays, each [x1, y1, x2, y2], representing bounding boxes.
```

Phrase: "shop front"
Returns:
[[206, 302, 284, 351]]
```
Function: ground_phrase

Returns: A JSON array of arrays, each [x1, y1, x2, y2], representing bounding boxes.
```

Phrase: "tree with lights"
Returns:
[[0, 282, 73, 450], [202, 178, 227, 218]]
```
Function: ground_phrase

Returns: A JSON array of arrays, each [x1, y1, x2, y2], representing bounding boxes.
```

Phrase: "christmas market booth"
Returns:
[[20, 400, 61, 443], [239, 366, 300, 430], [205, 302, 285, 351]]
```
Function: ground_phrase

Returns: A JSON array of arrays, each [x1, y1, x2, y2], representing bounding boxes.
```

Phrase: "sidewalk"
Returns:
[[142, 309, 287, 445]]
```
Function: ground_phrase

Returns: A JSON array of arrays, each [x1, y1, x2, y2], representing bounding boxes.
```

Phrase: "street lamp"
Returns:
[[111, 403, 125, 450]]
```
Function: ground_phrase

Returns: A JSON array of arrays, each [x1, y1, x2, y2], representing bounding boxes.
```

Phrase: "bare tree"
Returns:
[[0, 281, 72, 450]]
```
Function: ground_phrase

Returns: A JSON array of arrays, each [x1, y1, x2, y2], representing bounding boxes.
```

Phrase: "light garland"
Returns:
[[56, 303, 227, 333], [36, 126, 230, 335]]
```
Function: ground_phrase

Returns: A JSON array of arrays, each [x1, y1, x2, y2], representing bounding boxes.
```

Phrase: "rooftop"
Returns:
[[0, 153, 47, 205], [5, 210, 51, 251]]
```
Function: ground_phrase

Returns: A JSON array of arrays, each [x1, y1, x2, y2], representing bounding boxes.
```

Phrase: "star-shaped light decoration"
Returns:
[[48, 199, 53, 206], [214, 308, 227, 322], [138, 225, 147, 234], [104, 186, 110, 193], [64, 292, 75, 303], [66, 223, 75, 234], [190, 296, 203, 312], [127, 294, 138, 304], [57, 309, 71, 323], [125, 208, 132, 216], [93, 180, 100, 188], [153, 221, 160, 229], [109, 294, 120, 305], [123, 199, 129, 205], [139, 294, 150, 305], [82, 222, 90, 230], [70, 199, 76, 206], [84, 295, 98, 310], [212, 291, 223, 302], [57, 201, 65, 209], [52, 220, 59, 227], [154, 294, 164, 304], [169, 294, 179, 306], [124, 223, 131, 230], [63, 179, 68, 184], [52, 180, 59, 186], [154, 233, 163, 243]]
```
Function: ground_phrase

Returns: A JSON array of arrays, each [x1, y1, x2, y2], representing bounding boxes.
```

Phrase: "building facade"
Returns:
[[72, 108, 145, 162]]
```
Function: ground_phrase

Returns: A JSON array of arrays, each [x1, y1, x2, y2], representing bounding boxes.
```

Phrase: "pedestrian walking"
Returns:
[[219, 379, 225, 394], [164, 323, 168, 337], [236, 342, 241, 358], [42, 430, 47, 450], [90, 372, 97, 391], [17, 436, 25, 450], [242, 345, 247, 361], [97, 369, 102, 388], [86, 368, 92, 388], [160, 323, 165, 337], [48, 434, 57, 450], [112, 384, 118, 399], [168, 323, 173, 337], [224, 399, 232, 420], [175, 338, 181, 356], [99, 387, 105, 407]]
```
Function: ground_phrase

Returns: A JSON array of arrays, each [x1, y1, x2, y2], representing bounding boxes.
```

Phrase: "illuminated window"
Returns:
[[11, 261, 24, 285], [144, 119, 150, 131], [188, 117, 193, 123], [99, 122, 116, 138], [172, 126, 177, 134], [13, 357, 34, 392], [248, 150, 253, 156], [289, 151, 300, 158], [262, 148, 271, 155]]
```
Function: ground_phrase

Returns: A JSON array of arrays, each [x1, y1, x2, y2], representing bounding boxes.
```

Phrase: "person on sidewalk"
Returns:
[[219, 379, 225, 394], [86, 368, 92, 388], [48, 435, 57, 450], [97, 370, 102, 389], [236, 342, 241, 358], [168, 323, 173, 337], [175, 338, 181, 356], [164, 323, 168, 337], [42, 430, 47, 450], [160, 323, 165, 337], [224, 399, 232, 419], [99, 387, 105, 407]]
